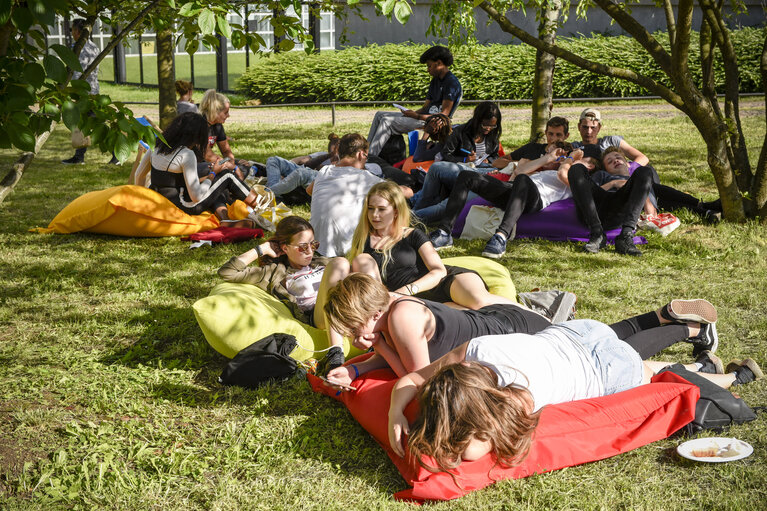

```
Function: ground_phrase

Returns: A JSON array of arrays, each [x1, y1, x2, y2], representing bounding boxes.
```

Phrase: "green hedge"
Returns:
[[237, 27, 764, 103]]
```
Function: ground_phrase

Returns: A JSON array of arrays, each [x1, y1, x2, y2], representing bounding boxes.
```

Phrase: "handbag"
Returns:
[[219, 333, 300, 388], [518, 289, 577, 324], [460, 205, 503, 240], [71, 128, 91, 149]]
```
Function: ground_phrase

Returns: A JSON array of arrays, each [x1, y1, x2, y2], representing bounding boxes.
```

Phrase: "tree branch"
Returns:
[[662, 0, 676, 47], [592, 0, 672, 75], [478, 1, 686, 111], [80, 0, 164, 81]]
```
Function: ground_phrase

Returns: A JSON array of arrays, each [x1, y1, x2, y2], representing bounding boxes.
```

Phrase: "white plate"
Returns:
[[677, 437, 753, 463]]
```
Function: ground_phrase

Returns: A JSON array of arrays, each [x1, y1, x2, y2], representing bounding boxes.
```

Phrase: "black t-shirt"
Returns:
[[208, 123, 226, 149], [509, 142, 547, 161], [425, 71, 462, 118], [364, 228, 431, 291]]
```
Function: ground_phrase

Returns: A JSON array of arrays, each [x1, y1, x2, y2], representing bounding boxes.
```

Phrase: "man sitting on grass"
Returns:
[[308, 133, 413, 257], [366, 46, 462, 157]]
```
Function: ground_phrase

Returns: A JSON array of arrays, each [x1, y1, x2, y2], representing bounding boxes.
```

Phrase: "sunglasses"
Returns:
[[481, 123, 498, 130], [288, 240, 320, 253]]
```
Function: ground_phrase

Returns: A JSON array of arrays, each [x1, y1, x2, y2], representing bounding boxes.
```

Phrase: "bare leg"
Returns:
[[314, 257, 351, 347], [643, 361, 737, 388], [351, 253, 382, 281], [448, 273, 516, 309]]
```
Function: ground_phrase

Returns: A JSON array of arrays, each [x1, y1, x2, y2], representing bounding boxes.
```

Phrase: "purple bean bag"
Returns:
[[451, 197, 646, 244]]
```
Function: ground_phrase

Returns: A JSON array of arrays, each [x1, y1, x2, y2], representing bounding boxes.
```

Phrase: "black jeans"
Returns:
[[568, 164, 653, 233], [437, 171, 543, 239]]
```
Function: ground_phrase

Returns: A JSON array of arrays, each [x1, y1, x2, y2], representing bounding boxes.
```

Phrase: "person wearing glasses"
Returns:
[[410, 102, 503, 224], [218, 216, 353, 374]]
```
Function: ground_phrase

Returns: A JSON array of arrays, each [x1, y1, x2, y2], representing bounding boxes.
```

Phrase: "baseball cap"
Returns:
[[579, 108, 601, 123]]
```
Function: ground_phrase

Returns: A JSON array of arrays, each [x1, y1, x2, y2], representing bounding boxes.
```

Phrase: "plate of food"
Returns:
[[677, 437, 753, 463]]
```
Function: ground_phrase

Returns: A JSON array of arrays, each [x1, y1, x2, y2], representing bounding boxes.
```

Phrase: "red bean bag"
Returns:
[[308, 358, 697, 502]]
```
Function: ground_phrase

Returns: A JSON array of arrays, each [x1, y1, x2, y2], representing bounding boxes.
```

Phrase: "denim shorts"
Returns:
[[553, 319, 643, 395]]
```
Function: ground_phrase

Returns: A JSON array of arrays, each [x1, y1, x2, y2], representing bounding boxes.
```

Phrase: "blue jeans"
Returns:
[[265, 156, 317, 197], [411, 161, 492, 224], [551, 320, 643, 396]]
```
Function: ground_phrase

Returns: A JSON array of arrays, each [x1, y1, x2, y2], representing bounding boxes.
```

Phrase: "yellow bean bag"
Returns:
[[33, 185, 220, 237], [193, 256, 517, 360]]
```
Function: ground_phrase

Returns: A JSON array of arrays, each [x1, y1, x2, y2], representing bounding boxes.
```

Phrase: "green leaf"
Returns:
[[198, 9, 216, 34], [114, 132, 132, 163], [23, 62, 46, 88], [4, 84, 35, 110], [230, 31, 244, 49], [6, 121, 36, 152], [347, 0, 360, 5], [178, 2, 199, 17], [381, 0, 396, 16], [185, 37, 199, 55], [28, 0, 54, 26], [50, 44, 82, 72], [61, 100, 80, 130], [393, 0, 412, 24], [11, 6, 34, 31], [277, 39, 295, 52], [43, 54, 67, 83], [11, 111, 30, 126], [0, 0, 12, 25], [0, 126, 10, 149], [42, 102, 61, 117], [216, 15, 232, 39]]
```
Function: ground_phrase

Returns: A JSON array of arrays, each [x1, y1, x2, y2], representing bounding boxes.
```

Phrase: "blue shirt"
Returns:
[[425, 71, 462, 117]]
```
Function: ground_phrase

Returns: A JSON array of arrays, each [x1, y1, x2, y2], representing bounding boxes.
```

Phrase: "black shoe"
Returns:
[[583, 232, 606, 254], [317, 346, 345, 377], [690, 323, 719, 357], [614, 233, 642, 256], [703, 209, 721, 224], [62, 155, 84, 164], [700, 198, 722, 213], [726, 359, 764, 386], [107, 155, 120, 165], [695, 350, 723, 374]]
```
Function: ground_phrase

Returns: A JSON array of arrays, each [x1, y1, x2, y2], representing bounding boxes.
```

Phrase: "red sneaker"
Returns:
[[638, 212, 680, 236]]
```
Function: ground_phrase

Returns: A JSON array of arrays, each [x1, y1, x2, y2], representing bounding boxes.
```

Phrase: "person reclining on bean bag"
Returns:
[[387, 320, 762, 468], [132, 112, 264, 227], [217, 216, 352, 374], [348, 181, 516, 309], [322, 272, 721, 389], [429, 141, 593, 258]]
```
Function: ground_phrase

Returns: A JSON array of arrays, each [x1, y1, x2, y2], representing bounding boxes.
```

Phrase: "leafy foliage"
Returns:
[[237, 28, 763, 103]]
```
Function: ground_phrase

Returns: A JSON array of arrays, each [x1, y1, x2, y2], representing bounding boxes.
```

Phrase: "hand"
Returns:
[[570, 148, 584, 161], [267, 239, 283, 257], [352, 332, 382, 351], [465, 151, 476, 162], [325, 365, 354, 390], [493, 157, 510, 169], [402, 109, 418, 119], [389, 410, 410, 457]]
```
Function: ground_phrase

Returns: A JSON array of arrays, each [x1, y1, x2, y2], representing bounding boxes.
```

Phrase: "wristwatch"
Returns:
[[410, 283, 419, 295]]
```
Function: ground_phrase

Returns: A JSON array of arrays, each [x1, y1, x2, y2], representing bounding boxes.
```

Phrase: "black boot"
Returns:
[[62, 147, 87, 164]]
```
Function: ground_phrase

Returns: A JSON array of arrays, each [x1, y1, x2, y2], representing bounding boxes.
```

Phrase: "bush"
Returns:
[[237, 27, 764, 103]]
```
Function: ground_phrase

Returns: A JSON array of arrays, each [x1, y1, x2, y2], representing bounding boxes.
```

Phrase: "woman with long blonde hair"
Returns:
[[349, 180, 516, 307], [199, 89, 237, 174]]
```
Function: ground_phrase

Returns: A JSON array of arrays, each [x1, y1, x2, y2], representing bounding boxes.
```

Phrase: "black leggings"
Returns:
[[178, 171, 251, 215], [569, 164, 653, 233], [437, 171, 543, 239], [608, 312, 690, 359]]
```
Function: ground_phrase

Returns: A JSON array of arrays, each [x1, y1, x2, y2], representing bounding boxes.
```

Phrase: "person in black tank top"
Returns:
[[321, 274, 720, 392]]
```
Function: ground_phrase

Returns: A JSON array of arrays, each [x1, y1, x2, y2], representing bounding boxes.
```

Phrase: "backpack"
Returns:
[[517, 289, 577, 324], [379, 134, 407, 165], [655, 364, 757, 435], [219, 333, 300, 388]]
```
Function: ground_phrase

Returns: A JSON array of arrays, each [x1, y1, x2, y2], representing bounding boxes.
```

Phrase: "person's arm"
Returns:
[[513, 150, 560, 178], [305, 181, 315, 195], [619, 140, 649, 166], [440, 128, 470, 163], [304, 152, 332, 170], [406, 100, 432, 119], [392, 240, 447, 295], [388, 342, 470, 457], [325, 352, 391, 388], [399, 185, 414, 199], [217, 242, 282, 285], [216, 138, 235, 161], [131, 149, 151, 186], [385, 301, 433, 374]]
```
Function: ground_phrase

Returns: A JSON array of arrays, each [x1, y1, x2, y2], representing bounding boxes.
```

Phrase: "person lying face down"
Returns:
[[388, 320, 763, 472]]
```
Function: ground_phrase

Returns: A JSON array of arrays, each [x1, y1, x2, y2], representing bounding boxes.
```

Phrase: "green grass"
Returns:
[[1, 95, 766, 508]]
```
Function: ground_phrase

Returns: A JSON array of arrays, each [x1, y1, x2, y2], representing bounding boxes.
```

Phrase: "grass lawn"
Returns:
[[1, 96, 766, 508]]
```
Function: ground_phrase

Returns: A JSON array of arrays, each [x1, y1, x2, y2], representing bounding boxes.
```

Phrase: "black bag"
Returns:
[[219, 333, 300, 388], [379, 134, 407, 165], [659, 364, 757, 435]]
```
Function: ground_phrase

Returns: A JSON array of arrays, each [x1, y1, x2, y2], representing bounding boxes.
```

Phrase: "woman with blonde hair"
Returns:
[[349, 180, 516, 307], [199, 89, 237, 174], [388, 320, 762, 471]]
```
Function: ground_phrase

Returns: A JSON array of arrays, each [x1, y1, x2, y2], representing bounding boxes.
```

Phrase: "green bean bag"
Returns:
[[193, 256, 517, 360]]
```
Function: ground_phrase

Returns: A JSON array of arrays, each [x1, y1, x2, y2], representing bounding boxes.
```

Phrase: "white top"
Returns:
[[310, 165, 382, 257], [133, 147, 210, 204], [284, 266, 326, 311], [465, 326, 603, 412], [529, 169, 572, 209]]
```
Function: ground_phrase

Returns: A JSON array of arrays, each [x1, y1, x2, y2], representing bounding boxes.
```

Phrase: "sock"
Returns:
[[495, 232, 506, 242], [694, 362, 703, 371]]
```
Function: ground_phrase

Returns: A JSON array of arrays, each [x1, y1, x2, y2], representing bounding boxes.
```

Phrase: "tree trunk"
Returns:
[[529, 1, 561, 144], [754, 34, 767, 218], [0, 20, 14, 57], [156, 25, 176, 129]]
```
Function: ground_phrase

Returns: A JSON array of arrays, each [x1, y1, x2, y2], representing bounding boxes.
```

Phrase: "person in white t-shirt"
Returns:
[[387, 319, 763, 473], [308, 133, 412, 257]]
